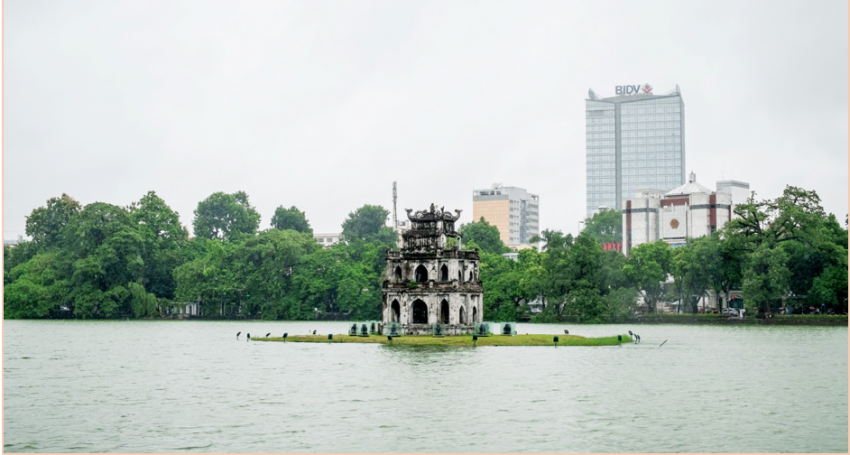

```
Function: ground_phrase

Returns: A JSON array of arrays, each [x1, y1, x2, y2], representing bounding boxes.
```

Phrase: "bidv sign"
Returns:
[[615, 83, 653, 95]]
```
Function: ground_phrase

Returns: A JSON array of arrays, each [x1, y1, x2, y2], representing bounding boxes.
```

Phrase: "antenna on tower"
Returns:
[[392, 181, 398, 229]]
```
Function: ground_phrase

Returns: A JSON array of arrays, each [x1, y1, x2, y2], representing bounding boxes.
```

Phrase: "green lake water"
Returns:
[[3, 320, 847, 452]]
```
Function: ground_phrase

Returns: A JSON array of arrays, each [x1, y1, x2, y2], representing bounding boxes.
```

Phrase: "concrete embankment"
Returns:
[[253, 333, 633, 346]]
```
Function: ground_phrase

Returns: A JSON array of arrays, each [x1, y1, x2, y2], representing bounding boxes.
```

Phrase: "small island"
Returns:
[[253, 333, 633, 347]]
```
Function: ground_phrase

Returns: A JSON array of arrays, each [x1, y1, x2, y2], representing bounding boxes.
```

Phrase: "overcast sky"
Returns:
[[4, 0, 848, 240]]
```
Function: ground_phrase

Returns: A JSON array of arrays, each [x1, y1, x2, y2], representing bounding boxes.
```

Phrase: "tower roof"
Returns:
[[665, 172, 712, 197]]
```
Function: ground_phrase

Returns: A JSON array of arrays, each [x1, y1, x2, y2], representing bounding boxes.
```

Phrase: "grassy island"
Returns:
[[253, 333, 633, 346]]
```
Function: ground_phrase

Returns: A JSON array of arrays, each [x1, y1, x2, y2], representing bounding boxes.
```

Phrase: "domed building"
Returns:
[[381, 204, 483, 335], [622, 172, 750, 256]]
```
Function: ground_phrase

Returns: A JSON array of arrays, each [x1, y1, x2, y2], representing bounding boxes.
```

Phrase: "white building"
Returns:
[[622, 172, 750, 255], [313, 233, 341, 248], [716, 180, 751, 220]]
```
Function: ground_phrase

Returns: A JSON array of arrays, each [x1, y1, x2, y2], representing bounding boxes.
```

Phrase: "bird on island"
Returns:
[[236, 331, 241, 340], [634, 333, 641, 344], [313, 330, 317, 335], [265, 333, 271, 338], [564, 329, 569, 335], [247, 333, 251, 341]]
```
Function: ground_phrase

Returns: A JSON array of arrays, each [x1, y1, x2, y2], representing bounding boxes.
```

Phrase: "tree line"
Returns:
[[4, 191, 396, 320], [4, 185, 847, 322], [470, 186, 847, 322]]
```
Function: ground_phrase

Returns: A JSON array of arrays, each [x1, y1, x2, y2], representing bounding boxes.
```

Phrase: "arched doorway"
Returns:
[[394, 266, 402, 281], [391, 300, 401, 322], [472, 306, 478, 323], [415, 265, 429, 283], [412, 299, 428, 324], [440, 300, 449, 324], [440, 265, 448, 281], [458, 306, 465, 324]]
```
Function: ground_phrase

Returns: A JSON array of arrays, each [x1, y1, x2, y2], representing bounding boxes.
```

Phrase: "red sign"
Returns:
[[602, 242, 622, 253]]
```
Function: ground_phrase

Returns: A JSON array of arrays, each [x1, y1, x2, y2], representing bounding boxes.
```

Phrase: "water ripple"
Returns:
[[3, 320, 847, 452]]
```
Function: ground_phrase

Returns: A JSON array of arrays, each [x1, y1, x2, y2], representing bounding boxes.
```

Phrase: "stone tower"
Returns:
[[382, 203, 483, 335]]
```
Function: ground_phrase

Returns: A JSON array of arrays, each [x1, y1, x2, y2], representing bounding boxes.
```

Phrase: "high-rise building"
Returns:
[[585, 84, 686, 217], [472, 184, 539, 246]]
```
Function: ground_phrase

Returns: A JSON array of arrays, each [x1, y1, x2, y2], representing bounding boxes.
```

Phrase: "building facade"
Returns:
[[472, 184, 539, 246], [622, 173, 750, 255], [382, 204, 483, 335], [313, 233, 341, 248], [586, 84, 686, 217]]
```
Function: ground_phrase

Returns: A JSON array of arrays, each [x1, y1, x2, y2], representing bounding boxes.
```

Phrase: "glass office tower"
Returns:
[[585, 87, 685, 217]]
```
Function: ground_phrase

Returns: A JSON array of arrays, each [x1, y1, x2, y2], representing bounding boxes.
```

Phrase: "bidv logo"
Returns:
[[615, 83, 653, 95]]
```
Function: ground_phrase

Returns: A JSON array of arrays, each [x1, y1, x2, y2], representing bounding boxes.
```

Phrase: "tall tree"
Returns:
[[61, 202, 152, 318], [623, 240, 672, 313], [128, 191, 189, 299], [25, 193, 82, 250], [459, 218, 510, 254], [271, 206, 313, 234], [742, 244, 791, 317], [582, 208, 622, 244], [193, 191, 260, 241], [340, 205, 395, 244], [286, 247, 378, 320]]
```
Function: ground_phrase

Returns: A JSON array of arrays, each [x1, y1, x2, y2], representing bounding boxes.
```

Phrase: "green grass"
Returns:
[[253, 333, 633, 346]]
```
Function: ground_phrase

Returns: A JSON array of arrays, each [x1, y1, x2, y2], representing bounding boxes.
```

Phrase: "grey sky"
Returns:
[[4, 0, 848, 240]]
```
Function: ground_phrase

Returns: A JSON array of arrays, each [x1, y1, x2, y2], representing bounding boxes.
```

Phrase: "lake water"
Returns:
[[3, 320, 847, 452]]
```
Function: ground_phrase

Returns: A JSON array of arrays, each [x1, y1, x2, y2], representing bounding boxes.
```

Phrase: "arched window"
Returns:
[[391, 300, 401, 322], [458, 271, 463, 282], [394, 266, 402, 281], [472, 306, 478, 323], [469, 270, 473, 281], [441, 300, 449, 324], [440, 264, 448, 282], [459, 306, 466, 324], [415, 265, 429, 283], [412, 299, 428, 324]]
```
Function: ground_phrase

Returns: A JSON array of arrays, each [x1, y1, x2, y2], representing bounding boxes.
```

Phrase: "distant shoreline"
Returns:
[[625, 315, 848, 326]]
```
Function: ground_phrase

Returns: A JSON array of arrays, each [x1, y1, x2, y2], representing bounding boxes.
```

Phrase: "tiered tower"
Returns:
[[382, 203, 483, 335]]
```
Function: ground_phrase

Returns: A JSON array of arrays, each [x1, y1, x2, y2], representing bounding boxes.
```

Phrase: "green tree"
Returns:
[[4, 252, 72, 318], [235, 229, 319, 319], [340, 204, 397, 245], [62, 202, 147, 318], [459, 218, 510, 254], [25, 193, 82, 250], [742, 244, 790, 317], [529, 229, 572, 252], [623, 240, 672, 313], [728, 187, 847, 312], [286, 247, 378, 320], [128, 191, 189, 299], [582, 208, 622, 244], [173, 239, 244, 317], [710, 230, 746, 311], [270, 206, 313, 234], [480, 252, 525, 321], [193, 191, 260, 241]]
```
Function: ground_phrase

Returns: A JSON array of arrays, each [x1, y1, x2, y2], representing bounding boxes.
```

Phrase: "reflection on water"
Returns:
[[4, 320, 848, 452]]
